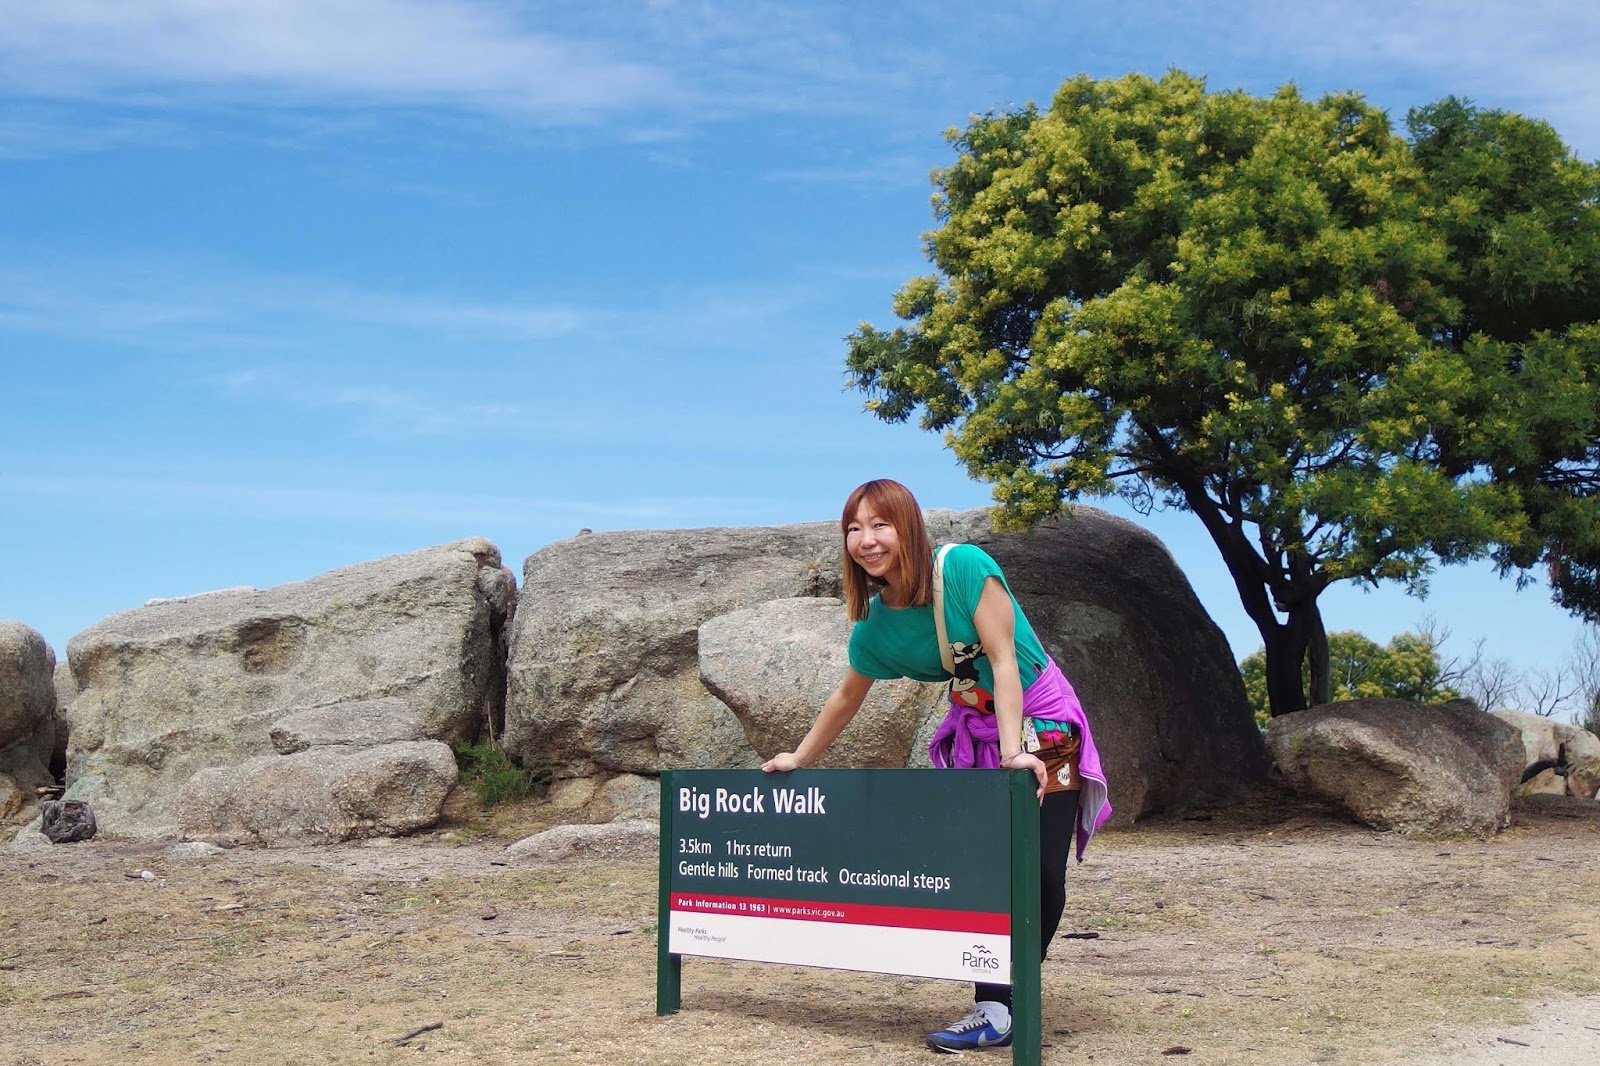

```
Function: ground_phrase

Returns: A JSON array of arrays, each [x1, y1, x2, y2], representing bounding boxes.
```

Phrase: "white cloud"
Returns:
[[211, 367, 530, 438], [0, 268, 226, 335], [0, 109, 195, 159], [0, 254, 839, 441], [0, 469, 794, 529], [0, 251, 830, 354], [0, 1, 1596, 156], [766, 153, 933, 189], [1193, 1, 1600, 156], [0, 0, 674, 118], [0, 259, 596, 346], [0, 0, 961, 136]]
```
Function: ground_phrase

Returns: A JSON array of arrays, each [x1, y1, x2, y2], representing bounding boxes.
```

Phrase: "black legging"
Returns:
[[974, 788, 1079, 1006]]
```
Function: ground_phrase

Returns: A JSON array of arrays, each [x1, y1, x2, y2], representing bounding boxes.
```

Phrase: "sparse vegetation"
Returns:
[[452, 740, 549, 806], [4, 792, 1599, 1065], [1240, 627, 1460, 726], [1242, 617, 1600, 730]]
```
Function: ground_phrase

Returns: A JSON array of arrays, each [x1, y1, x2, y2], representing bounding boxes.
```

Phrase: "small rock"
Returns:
[[480, 906, 499, 921], [5, 827, 52, 852], [505, 820, 659, 862], [41, 799, 97, 844]]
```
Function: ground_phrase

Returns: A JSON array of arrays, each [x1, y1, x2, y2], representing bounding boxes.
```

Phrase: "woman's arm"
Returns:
[[761, 667, 875, 773], [973, 575, 1047, 799]]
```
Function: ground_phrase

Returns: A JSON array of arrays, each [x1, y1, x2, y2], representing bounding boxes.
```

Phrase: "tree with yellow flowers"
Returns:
[[846, 72, 1600, 717]]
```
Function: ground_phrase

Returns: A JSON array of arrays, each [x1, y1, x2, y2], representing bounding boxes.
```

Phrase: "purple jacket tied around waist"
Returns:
[[928, 657, 1112, 861]]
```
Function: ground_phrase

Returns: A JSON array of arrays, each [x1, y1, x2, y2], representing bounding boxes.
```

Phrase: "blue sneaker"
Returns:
[[925, 1005, 1013, 1053]]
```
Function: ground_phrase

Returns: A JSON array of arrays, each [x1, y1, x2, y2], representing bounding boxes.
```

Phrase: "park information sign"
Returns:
[[656, 768, 1042, 1064]]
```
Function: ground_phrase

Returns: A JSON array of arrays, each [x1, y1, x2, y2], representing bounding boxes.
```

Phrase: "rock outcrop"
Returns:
[[0, 775, 25, 822], [268, 698, 429, 754], [504, 819, 659, 862], [1267, 699, 1525, 836], [63, 539, 513, 835], [699, 598, 944, 769], [177, 741, 458, 846], [1, 622, 58, 821], [505, 523, 832, 780], [505, 507, 1267, 821], [1493, 709, 1600, 800], [542, 772, 663, 823]]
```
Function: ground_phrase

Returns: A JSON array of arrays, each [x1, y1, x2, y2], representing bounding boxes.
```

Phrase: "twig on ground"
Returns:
[[390, 1021, 444, 1046], [1497, 1037, 1531, 1047]]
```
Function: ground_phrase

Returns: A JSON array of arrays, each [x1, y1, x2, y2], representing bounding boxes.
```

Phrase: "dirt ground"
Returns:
[[4, 788, 1598, 1066]]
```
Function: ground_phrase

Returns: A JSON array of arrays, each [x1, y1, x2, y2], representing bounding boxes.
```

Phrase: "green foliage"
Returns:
[[1240, 630, 1461, 726], [1406, 98, 1600, 623], [846, 71, 1600, 717], [452, 740, 547, 807]]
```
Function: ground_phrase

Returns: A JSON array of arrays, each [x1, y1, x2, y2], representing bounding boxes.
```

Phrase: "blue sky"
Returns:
[[3, 1, 1598, 698]]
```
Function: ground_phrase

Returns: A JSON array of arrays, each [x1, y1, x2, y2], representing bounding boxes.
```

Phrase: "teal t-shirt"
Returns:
[[847, 544, 1050, 716]]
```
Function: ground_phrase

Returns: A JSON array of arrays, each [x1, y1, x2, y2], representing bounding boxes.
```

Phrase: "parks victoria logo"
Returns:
[[961, 944, 1001, 973]]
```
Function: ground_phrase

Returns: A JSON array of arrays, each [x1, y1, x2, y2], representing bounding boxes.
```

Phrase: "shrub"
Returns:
[[452, 740, 548, 806]]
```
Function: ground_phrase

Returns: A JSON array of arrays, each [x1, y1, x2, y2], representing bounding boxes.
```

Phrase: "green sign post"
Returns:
[[655, 768, 1041, 1065]]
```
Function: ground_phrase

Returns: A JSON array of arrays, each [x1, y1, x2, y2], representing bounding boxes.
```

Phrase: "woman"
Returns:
[[762, 478, 1111, 1054]]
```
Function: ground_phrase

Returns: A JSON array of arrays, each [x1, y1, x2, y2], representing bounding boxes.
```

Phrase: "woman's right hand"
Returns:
[[761, 752, 801, 773]]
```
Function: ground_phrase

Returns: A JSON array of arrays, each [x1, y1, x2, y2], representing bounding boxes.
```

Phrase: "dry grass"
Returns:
[[4, 788, 1597, 1065]]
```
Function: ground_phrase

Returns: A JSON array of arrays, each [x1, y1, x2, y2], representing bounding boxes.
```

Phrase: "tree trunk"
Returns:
[[1257, 595, 1331, 717], [1261, 621, 1311, 717], [1153, 455, 1331, 718], [1283, 552, 1332, 710], [1304, 602, 1331, 707]]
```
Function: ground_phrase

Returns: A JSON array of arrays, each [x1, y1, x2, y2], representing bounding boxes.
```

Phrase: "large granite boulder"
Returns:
[[1266, 699, 1525, 836], [0, 775, 24, 821], [1493, 709, 1600, 800], [699, 598, 945, 769], [1, 622, 58, 818], [176, 740, 458, 846], [64, 539, 514, 835], [268, 698, 429, 754], [504, 819, 659, 862], [1, 623, 54, 742], [505, 507, 1267, 821], [505, 523, 834, 779], [541, 771, 664, 824]]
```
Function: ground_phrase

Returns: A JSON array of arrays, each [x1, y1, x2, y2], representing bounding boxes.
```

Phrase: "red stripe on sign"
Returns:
[[669, 893, 1010, 934]]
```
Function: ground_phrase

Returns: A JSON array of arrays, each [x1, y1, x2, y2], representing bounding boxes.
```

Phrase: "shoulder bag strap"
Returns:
[[933, 543, 956, 675]]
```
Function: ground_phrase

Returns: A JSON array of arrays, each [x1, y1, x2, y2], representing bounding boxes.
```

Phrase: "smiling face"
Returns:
[[845, 501, 902, 587], [838, 479, 932, 621]]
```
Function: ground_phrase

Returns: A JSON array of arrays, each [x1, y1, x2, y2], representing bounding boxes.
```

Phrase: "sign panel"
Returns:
[[662, 769, 1013, 983]]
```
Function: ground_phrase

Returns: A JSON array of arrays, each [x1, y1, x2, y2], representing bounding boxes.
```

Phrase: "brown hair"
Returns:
[[840, 479, 933, 622]]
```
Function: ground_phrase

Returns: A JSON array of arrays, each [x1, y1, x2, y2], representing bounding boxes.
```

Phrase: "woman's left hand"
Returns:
[[1000, 751, 1048, 803]]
